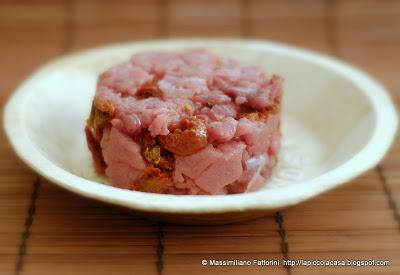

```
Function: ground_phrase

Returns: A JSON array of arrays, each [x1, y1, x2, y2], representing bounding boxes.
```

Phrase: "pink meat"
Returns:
[[173, 144, 222, 183], [105, 163, 143, 189], [248, 75, 283, 109], [101, 127, 146, 186], [208, 117, 238, 142], [88, 49, 282, 195], [158, 75, 209, 100], [191, 90, 231, 106], [209, 103, 238, 120], [235, 116, 280, 156], [98, 62, 153, 96], [174, 142, 246, 194], [195, 141, 246, 194]]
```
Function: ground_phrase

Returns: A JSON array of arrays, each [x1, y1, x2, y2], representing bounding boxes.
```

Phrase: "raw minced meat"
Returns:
[[85, 49, 282, 195]]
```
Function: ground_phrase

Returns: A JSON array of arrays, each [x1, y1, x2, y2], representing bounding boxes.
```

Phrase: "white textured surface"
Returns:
[[3, 39, 398, 214]]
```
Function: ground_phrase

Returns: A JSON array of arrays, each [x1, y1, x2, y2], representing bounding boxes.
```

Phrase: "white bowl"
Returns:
[[3, 39, 398, 224]]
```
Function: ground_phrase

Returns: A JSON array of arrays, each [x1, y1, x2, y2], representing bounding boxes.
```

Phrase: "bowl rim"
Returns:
[[3, 38, 398, 214]]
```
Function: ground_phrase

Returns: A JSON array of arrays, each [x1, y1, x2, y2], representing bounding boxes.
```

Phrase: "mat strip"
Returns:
[[275, 212, 291, 275], [156, 222, 165, 275], [377, 166, 400, 230], [15, 176, 41, 275]]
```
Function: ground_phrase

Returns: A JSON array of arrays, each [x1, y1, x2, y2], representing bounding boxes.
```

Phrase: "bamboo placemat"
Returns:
[[0, 1, 399, 275]]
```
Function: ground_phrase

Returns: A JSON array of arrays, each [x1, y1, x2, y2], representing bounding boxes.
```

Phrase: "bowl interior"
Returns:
[[21, 41, 375, 192]]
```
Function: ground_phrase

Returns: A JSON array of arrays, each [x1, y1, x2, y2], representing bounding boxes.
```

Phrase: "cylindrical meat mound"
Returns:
[[85, 49, 282, 195]]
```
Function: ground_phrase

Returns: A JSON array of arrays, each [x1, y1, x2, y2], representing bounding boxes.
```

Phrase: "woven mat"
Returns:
[[0, 1, 399, 274]]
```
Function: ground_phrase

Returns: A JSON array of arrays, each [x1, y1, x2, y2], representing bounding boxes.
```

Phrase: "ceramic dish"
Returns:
[[3, 39, 398, 224]]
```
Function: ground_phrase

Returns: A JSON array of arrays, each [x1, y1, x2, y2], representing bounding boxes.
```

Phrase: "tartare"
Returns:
[[85, 49, 282, 195]]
